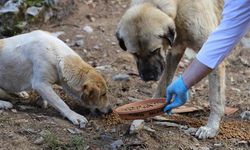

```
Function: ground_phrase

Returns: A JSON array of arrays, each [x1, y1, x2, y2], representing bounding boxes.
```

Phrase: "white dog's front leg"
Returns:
[[32, 82, 88, 128], [196, 63, 226, 139]]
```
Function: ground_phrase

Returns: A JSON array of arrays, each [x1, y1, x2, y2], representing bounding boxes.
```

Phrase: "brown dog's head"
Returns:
[[116, 3, 176, 81], [59, 55, 112, 115]]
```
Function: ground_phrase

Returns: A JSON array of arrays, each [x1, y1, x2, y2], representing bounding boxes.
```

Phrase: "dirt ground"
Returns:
[[0, 0, 249, 150]]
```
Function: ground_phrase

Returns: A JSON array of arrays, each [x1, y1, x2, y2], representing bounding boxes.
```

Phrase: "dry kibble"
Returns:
[[103, 112, 123, 126]]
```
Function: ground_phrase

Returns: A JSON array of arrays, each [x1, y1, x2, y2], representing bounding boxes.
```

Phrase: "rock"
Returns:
[[26, 6, 43, 17], [214, 143, 223, 147], [240, 111, 250, 120], [95, 65, 112, 71], [129, 120, 144, 134], [0, 0, 21, 14], [17, 105, 36, 111], [152, 116, 169, 121], [67, 128, 83, 134], [93, 45, 100, 50], [184, 127, 197, 135], [43, 7, 53, 22], [34, 137, 44, 145], [143, 126, 156, 133], [241, 37, 250, 48], [200, 147, 210, 150], [154, 121, 188, 130], [83, 25, 93, 33], [237, 140, 248, 145], [112, 74, 130, 81], [86, 14, 95, 22], [111, 139, 124, 150], [75, 39, 84, 47], [51, 31, 65, 37], [11, 109, 17, 113]]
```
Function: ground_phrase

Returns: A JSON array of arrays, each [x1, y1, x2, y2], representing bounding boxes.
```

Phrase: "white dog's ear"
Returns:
[[58, 56, 84, 91]]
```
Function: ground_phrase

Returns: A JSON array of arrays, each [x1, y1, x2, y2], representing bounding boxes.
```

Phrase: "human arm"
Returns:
[[164, 0, 250, 112]]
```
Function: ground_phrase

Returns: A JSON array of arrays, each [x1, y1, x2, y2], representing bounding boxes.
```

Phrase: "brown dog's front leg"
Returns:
[[153, 50, 184, 98]]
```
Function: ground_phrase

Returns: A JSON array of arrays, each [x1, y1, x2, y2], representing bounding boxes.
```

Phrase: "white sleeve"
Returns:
[[196, 0, 250, 69]]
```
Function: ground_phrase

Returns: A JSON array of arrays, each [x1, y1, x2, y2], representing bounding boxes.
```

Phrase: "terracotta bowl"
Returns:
[[114, 98, 166, 120]]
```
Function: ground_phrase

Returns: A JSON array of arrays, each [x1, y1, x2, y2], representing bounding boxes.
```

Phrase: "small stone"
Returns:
[[11, 109, 17, 113], [26, 6, 43, 17], [86, 14, 95, 22], [129, 120, 144, 134], [67, 128, 83, 134], [238, 140, 248, 145], [111, 139, 124, 150], [76, 34, 84, 38], [51, 31, 65, 37], [75, 39, 84, 47], [241, 37, 250, 48], [44, 8, 53, 22], [93, 45, 100, 50], [200, 147, 210, 150], [34, 137, 44, 145], [184, 127, 197, 135], [154, 121, 188, 129], [83, 25, 93, 33], [240, 111, 250, 120], [152, 116, 169, 121], [214, 143, 223, 147], [111, 42, 116, 46], [0, 1, 19, 14], [143, 126, 156, 133], [112, 74, 130, 81], [95, 65, 112, 71], [17, 105, 36, 111]]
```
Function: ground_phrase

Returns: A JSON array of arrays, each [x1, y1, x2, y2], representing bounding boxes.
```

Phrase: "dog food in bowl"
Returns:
[[115, 98, 166, 120]]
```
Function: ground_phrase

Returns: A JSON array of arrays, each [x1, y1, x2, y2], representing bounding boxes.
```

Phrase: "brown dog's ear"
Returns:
[[160, 27, 176, 47], [115, 32, 127, 51], [82, 82, 100, 100]]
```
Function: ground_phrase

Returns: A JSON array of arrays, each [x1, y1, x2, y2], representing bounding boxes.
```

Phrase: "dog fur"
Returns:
[[0, 30, 111, 127], [116, 0, 225, 139]]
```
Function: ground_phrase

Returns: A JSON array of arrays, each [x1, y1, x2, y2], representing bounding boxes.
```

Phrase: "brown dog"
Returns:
[[116, 0, 226, 139]]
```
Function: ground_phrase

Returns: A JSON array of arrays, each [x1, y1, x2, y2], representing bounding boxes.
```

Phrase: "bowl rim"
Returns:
[[115, 98, 166, 115]]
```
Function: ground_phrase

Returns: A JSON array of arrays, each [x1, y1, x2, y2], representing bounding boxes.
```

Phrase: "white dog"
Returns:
[[0, 30, 111, 128]]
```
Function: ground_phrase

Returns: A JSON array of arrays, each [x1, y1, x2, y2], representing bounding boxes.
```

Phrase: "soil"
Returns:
[[0, 0, 249, 150]]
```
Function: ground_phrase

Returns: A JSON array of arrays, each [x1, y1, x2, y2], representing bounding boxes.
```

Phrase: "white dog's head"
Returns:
[[116, 3, 176, 81], [59, 55, 112, 115]]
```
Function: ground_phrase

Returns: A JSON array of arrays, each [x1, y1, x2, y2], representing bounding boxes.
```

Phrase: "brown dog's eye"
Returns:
[[102, 93, 106, 97], [150, 48, 161, 55]]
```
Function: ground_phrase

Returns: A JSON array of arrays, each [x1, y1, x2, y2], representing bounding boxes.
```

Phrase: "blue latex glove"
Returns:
[[164, 76, 189, 114]]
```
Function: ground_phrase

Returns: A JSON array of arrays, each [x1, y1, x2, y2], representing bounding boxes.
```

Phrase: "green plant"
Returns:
[[43, 130, 61, 150], [70, 136, 86, 150]]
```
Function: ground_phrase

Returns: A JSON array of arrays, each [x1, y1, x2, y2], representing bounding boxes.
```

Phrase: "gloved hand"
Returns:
[[164, 76, 189, 114]]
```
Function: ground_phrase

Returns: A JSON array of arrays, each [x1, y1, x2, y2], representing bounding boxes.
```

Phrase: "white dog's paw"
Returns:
[[195, 126, 218, 139], [16, 91, 30, 99], [0, 100, 13, 109], [67, 111, 88, 128]]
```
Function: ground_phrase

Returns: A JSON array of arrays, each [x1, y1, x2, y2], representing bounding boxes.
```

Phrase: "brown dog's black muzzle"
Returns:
[[136, 56, 164, 82]]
